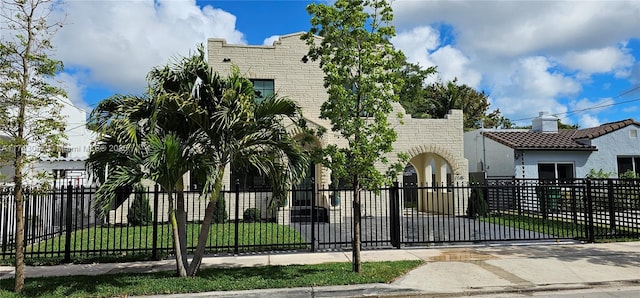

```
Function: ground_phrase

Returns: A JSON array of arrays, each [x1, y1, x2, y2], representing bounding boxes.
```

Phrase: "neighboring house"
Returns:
[[464, 112, 640, 180], [204, 32, 469, 218], [0, 97, 95, 188]]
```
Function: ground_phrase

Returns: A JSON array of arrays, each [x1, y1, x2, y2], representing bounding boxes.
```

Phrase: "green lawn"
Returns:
[[14, 222, 307, 264], [0, 260, 423, 297], [481, 214, 640, 241]]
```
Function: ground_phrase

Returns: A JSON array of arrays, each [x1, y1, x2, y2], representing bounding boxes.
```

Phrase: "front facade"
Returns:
[[464, 112, 640, 180], [206, 32, 469, 216]]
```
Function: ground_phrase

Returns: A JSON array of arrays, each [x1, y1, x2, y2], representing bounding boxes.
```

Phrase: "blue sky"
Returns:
[[44, 0, 640, 128]]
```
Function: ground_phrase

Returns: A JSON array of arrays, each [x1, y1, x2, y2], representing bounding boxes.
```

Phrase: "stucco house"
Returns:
[[464, 112, 640, 180], [203, 32, 469, 219], [0, 97, 95, 188]]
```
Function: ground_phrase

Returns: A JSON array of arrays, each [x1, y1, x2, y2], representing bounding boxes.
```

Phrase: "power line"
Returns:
[[511, 85, 640, 123]]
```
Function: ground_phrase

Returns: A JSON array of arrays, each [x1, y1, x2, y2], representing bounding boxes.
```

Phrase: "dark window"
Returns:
[[53, 169, 66, 179], [189, 171, 205, 191], [230, 166, 269, 191], [538, 163, 574, 182], [250, 79, 274, 103], [617, 156, 640, 176]]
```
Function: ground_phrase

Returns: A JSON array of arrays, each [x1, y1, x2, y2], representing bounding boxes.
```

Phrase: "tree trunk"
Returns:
[[187, 200, 216, 276], [175, 179, 188, 270], [352, 176, 361, 273], [168, 191, 187, 277], [13, 152, 25, 292], [187, 168, 224, 276]]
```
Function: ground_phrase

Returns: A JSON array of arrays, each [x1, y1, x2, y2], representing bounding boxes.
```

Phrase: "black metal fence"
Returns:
[[0, 178, 638, 262]]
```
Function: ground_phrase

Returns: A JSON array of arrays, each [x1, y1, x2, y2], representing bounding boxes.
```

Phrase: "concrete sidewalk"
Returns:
[[1, 241, 640, 297]]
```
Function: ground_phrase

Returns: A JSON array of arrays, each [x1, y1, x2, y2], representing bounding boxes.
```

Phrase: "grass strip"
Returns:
[[7, 222, 307, 265], [0, 260, 423, 297], [480, 214, 640, 241]]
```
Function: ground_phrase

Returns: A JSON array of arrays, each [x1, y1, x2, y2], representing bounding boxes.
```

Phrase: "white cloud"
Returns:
[[392, 26, 439, 68], [390, 0, 640, 124], [392, 26, 481, 88], [579, 114, 601, 128], [566, 97, 615, 128], [488, 57, 581, 123], [430, 45, 482, 88], [392, 1, 640, 58], [263, 35, 280, 46], [511, 57, 581, 98], [561, 46, 634, 77], [52, 72, 89, 111], [50, 0, 245, 97], [569, 97, 615, 115]]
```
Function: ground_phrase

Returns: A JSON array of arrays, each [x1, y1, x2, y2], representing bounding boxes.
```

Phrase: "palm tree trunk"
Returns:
[[175, 179, 188, 270], [187, 168, 225, 276], [168, 191, 187, 277]]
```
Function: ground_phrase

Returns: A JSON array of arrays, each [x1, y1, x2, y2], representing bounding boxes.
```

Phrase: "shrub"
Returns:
[[127, 187, 153, 226], [586, 168, 613, 178], [467, 187, 489, 219], [243, 208, 261, 223], [212, 196, 228, 224]]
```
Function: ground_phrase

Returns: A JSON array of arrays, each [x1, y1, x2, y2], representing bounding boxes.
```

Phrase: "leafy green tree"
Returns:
[[400, 78, 493, 131], [483, 109, 514, 129], [303, 0, 405, 273], [0, 0, 66, 292], [397, 62, 436, 118], [88, 47, 308, 277]]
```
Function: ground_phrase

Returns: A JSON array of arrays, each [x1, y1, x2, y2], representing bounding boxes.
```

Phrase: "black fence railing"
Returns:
[[0, 178, 638, 262]]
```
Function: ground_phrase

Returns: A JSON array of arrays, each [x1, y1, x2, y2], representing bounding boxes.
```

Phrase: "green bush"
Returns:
[[467, 187, 489, 219], [212, 196, 228, 224], [127, 187, 153, 226], [243, 208, 261, 223]]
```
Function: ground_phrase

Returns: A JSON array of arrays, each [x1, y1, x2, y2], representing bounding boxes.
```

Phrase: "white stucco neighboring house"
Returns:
[[203, 32, 469, 219], [0, 97, 95, 187], [464, 112, 640, 180]]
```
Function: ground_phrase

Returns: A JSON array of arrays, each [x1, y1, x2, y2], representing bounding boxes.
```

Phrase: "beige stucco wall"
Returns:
[[207, 33, 468, 215]]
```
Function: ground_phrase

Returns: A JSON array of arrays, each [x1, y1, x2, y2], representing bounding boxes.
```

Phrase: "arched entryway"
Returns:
[[405, 145, 464, 215]]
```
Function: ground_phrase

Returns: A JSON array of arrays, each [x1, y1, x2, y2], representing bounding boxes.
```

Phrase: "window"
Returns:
[[538, 163, 574, 182], [230, 166, 269, 191], [250, 79, 274, 102], [630, 129, 638, 138], [617, 156, 640, 176], [189, 171, 205, 191], [52, 169, 66, 179]]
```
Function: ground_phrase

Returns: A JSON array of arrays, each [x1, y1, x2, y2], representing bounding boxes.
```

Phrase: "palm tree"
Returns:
[[88, 46, 309, 277], [151, 48, 309, 276], [87, 92, 208, 276]]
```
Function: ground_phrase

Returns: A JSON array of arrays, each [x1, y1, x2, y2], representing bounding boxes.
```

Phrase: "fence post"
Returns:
[[389, 181, 401, 249], [607, 179, 616, 235], [152, 184, 159, 260], [234, 180, 240, 255], [64, 181, 73, 263], [585, 179, 595, 243], [1, 192, 7, 252], [310, 178, 316, 252]]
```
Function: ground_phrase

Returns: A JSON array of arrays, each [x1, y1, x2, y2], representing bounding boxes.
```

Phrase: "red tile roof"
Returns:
[[482, 118, 639, 151], [571, 119, 640, 139]]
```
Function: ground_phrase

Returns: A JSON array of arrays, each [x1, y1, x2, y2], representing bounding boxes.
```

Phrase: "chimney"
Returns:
[[531, 112, 558, 133]]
